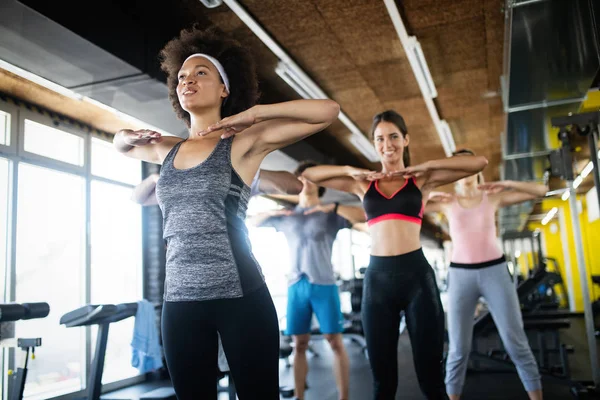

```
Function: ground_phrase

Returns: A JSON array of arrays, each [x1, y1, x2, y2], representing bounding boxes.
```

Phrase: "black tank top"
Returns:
[[363, 177, 424, 226]]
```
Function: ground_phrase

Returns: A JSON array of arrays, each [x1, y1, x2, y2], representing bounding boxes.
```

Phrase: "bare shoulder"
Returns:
[[356, 180, 371, 198], [155, 136, 185, 162], [485, 192, 503, 207], [230, 133, 264, 184]]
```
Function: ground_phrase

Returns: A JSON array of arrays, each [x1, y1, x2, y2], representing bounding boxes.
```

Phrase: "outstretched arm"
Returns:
[[198, 100, 340, 153], [113, 129, 179, 164], [423, 192, 454, 214], [304, 203, 367, 225], [301, 165, 376, 197], [397, 156, 488, 191], [131, 174, 160, 206], [480, 180, 548, 208], [257, 170, 303, 195], [248, 209, 293, 227], [338, 205, 367, 225]]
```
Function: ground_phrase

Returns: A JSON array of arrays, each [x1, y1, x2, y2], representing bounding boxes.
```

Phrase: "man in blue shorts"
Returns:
[[254, 161, 364, 400]]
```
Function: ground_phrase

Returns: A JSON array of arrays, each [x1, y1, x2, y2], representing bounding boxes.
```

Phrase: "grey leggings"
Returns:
[[445, 261, 542, 395]]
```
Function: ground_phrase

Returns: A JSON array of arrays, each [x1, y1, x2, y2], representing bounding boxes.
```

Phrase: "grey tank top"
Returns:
[[155, 138, 265, 302]]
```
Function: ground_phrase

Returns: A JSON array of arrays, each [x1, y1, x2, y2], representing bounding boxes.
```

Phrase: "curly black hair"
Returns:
[[370, 110, 410, 166], [294, 160, 326, 197], [159, 25, 260, 128]]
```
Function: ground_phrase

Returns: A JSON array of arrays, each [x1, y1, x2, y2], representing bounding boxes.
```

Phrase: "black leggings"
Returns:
[[362, 249, 448, 400], [162, 285, 280, 399]]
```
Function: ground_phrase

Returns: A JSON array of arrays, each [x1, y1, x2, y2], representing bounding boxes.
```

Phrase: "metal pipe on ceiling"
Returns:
[[507, 96, 588, 113], [511, 0, 549, 8], [503, 149, 553, 160]]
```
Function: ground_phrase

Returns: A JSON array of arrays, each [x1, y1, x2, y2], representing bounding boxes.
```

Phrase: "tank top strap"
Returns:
[[161, 140, 185, 171], [202, 137, 233, 168], [483, 191, 492, 202], [449, 196, 460, 212]]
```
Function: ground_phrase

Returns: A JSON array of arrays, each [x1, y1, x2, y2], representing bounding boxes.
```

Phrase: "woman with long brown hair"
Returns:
[[301, 110, 487, 399]]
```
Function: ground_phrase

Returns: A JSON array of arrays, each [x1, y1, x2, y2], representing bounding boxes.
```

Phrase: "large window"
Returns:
[[91, 138, 140, 185], [0, 157, 9, 400], [0, 157, 9, 300], [247, 196, 290, 319], [0, 110, 10, 146], [15, 163, 86, 398], [350, 230, 371, 274], [1, 102, 143, 399], [89, 137, 143, 387], [90, 180, 142, 384], [23, 120, 84, 167]]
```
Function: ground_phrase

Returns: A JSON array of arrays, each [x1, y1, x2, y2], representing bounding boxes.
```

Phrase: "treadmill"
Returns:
[[60, 303, 145, 400], [60, 302, 237, 400], [0, 302, 50, 400]]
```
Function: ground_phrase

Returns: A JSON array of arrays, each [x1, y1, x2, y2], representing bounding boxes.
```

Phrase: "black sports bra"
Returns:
[[363, 177, 424, 226]]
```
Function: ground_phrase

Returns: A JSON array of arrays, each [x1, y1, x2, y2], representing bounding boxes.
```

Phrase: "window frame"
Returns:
[[19, 109, 88, 174], [0, 99, 145, 400], [0, 101, 18, 154]]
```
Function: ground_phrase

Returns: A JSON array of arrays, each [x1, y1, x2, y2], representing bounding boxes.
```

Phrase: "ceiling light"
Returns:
[[199, 0, 223, 8], [438, 120, 457, 155], [581, 161, 593, 178], [275, 61, 379, 162], [481, 90, 500, 99], [383, 0, 456, 157], [542, 207, 558, 225], [275, 64, 313, 100], [349, 135, 379, 163], [408, 37, 437, 99]]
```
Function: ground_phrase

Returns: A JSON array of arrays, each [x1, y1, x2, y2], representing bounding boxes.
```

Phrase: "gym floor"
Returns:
[[261, 315, 599, 400]]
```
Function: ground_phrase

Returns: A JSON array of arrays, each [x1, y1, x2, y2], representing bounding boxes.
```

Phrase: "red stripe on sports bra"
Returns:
[[374, 179, 408, 200], [367, 213, 422, 226]]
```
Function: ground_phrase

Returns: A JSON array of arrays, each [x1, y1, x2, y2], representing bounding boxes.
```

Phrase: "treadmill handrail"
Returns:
[[60, 303, 141, 327], [61, 305, 116, 327], [0, 303, 50, 323], [102, 303, 138, 324]]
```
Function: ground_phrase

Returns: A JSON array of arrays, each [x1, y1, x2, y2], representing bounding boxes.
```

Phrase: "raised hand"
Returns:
[[389, 163, 429, 179], [122, 129, 163, 146], [428, 191, 455, 203], [478, 181, 510, 194], [198, 109, 257, 138], [271, 209, 294, 217], [348, 167, 382, 181]]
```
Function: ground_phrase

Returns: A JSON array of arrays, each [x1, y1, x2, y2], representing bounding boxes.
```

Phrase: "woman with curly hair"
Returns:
[[113, 26, 340, 399]]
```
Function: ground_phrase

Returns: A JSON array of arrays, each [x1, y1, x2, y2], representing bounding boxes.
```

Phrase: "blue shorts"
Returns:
[[285, 276, 344, 335]]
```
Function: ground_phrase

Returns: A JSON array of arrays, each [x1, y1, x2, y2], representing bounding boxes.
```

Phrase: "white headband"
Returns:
[[183, 53, 230, 93]]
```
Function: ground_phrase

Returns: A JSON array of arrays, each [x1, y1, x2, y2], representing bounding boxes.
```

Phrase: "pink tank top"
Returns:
[[446, 193, 503, 264]]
